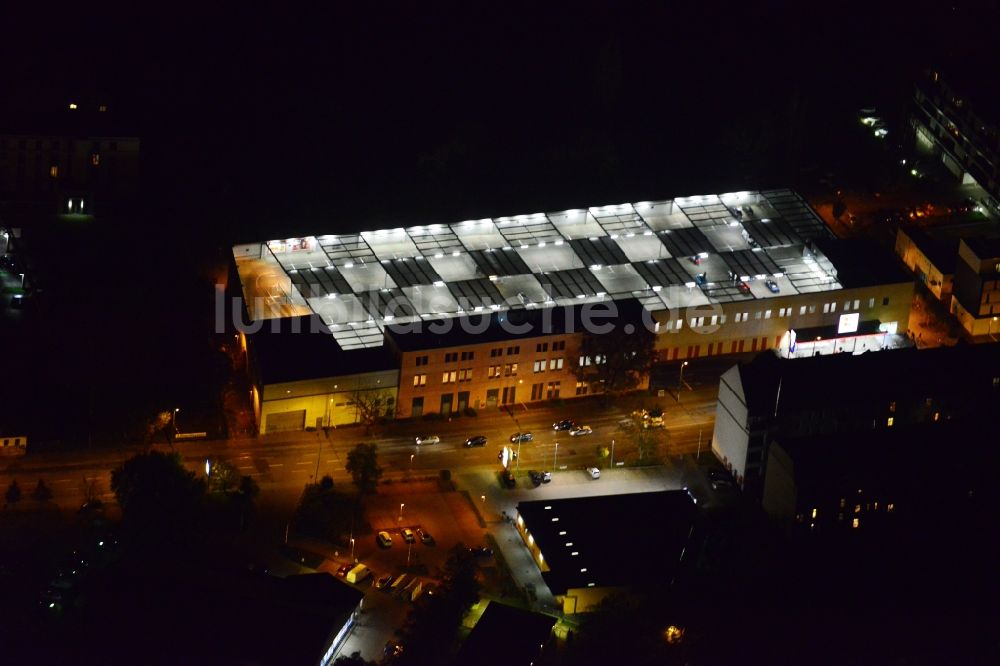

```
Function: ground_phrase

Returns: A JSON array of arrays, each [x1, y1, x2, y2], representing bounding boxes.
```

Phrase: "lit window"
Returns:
[[887, 417, 894, 427], [99, 104, 108, 112], [811, 508, 817, 519], [49, 165, 58, 177], [68, 102, 78, 110], [839, 498, 845, 508], [888, 401, 896, 413], [799, 306, 806, 316], [764, 310, 771, 319], [854, 504, 861, 514], [852, 518, 859, 529], [933, 412, 940, 421]]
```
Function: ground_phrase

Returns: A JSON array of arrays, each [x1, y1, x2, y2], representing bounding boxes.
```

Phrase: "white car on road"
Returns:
[[586, 467, 601, 479], [415, 435, 440, 446], [569, 425, 593, 437]]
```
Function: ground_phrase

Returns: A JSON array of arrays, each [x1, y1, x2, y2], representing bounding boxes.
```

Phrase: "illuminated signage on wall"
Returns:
[[837, 313, 860, 335]]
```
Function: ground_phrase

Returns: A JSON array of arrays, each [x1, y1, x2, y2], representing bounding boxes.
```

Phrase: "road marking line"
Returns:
[[238, 466, 253, 470], [271, 463, 284, 467], [326, 459, 337, 463], [54, 479, 72, 483], [296, 461, 310, 465]]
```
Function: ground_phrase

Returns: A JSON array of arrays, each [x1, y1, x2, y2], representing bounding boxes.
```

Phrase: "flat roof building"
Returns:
[[712, 343, 1000, 497], [232, 190, 916, 430], [514, 491, 697, 614], [951, 237, 1000, 336], [454, 601, 556, 666], [912, 69, 1000, 217]]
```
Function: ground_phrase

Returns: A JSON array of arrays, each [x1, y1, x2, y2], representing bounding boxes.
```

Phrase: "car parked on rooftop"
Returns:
[[765, 279, 780, 294]]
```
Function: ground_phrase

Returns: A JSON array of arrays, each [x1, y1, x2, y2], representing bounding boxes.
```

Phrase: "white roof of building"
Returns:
[[236, 189, 841, 349]]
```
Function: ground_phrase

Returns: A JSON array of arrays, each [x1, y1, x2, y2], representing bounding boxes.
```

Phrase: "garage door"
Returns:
[[265, 410, 305, 433]]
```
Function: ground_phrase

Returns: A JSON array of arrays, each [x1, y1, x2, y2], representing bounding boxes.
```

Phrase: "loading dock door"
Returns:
[[265, 410, 305, 433]]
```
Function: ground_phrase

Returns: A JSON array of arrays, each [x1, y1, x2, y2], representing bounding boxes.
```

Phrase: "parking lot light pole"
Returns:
[[553, 441, 559, 470], [610, 439, 615, 469], [350, 538, 355, 563], [678, 361, 689, 403], [398, 503, 405, 523], [515, 440, 522, 473]]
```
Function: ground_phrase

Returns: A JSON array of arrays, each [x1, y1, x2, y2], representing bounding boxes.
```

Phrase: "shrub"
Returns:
[[463, 407, 477, 417], [439, 469, 452, 482], [422, 412, 444, 421]]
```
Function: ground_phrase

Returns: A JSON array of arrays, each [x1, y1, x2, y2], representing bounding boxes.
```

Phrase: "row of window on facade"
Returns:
[[411, 355, 606, 387], [412, 341, 567, 366], [659, 297, 891, 332], [0, 137, 119, 152]]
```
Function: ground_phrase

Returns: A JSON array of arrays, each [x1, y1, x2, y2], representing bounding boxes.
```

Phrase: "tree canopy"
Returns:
[[346, 443, 383, 494], [573, 322, 656, 398], [110, 450, 205, 538]]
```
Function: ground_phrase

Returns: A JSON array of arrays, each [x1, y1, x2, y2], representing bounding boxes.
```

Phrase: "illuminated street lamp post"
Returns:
[[350, 537, 356, 563], [677, 362, 689, 403], [553, 441, 559, 470], [991, 316, 998, 341], [610, 438, 616, 469], [398, 503, 405, 523]]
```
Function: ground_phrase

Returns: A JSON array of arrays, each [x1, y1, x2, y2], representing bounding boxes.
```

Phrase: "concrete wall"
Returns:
[[761, 441, 797, 522], [894, 228, 952, 300], [651, 282, 914, 360], [711, 365, 750, 481], [260, 369, 399, 432]]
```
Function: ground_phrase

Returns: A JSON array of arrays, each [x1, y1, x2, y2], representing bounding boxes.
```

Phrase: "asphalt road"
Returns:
[[0, 385, 720, 515]]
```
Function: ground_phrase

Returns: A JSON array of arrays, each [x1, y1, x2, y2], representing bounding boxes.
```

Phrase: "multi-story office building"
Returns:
[[712, 343, 1000, 498], [0, 101, 140, 219], [234, 189, 916, 431], [912, 70, 1000, 216], [951, 237, 1000, 336]]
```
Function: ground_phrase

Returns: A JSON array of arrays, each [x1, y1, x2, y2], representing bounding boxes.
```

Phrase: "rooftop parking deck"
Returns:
[[236, 189, 848, 348]]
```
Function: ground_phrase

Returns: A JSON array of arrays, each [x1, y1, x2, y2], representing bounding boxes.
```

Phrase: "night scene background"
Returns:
[[0, 2, 998, 665]]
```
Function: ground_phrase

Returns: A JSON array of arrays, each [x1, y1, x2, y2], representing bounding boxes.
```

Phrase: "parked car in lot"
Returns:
[[552, 419, 575, 431], [417, 528, 434, 545], [510, 432, 533, 443], [464, 435, 488, 447], [415, 435, 440, 446], [336, 564, 351, 577], [375, 573, 394, 589], [529, 470, 553, 486], [469, 546, 494, 558], [765, 279, 780, 294], [586, 467, 601, 479], [401, 528, 415, 543], [501, 470, 516, 488], [569, 425, 593, 437], [377, 531, 393, 548]]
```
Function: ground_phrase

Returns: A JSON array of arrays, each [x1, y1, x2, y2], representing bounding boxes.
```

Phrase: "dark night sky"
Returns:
[[4, 1, 998, 239]]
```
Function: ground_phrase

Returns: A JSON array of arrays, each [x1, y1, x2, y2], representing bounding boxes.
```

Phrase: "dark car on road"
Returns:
[[510, 432, 533, 443], [464, 435, 488, 447], [469, 546, 494, 558], [552, 419, 575, 431]]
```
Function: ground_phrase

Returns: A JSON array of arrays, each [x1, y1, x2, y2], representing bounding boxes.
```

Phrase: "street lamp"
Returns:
[[553, 441, 559, 470], [172, 407, 180, 435], [678, 362, 689, 403], [610, 438, 616, 469], [350, 537, 355, 563], [398, 503, 405, 522]]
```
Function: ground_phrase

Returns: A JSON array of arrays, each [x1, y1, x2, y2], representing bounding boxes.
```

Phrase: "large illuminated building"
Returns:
[[233, 189, 914, 432]]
